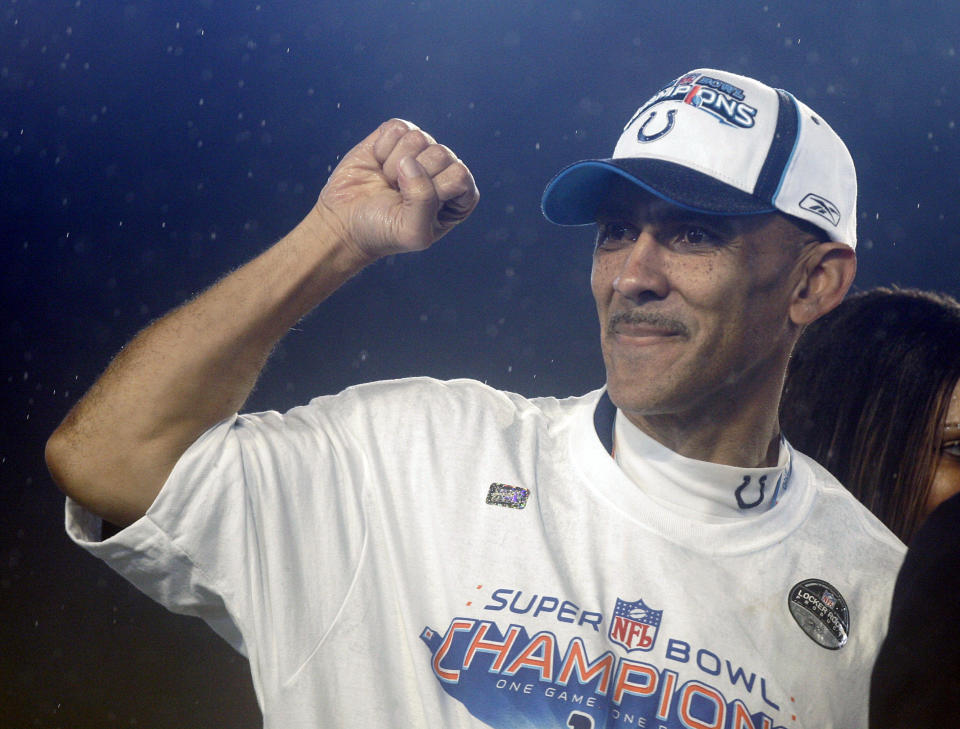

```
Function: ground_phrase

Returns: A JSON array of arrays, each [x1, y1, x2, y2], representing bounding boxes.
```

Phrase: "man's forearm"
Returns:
[[46, 118, 479, 528], [46, 209, 370, 527]]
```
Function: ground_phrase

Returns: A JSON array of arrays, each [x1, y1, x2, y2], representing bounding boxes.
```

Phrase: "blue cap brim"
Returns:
[[540, 158, 776, 226]]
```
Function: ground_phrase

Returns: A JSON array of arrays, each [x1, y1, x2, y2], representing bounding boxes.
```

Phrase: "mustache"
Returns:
[[607, 309, 690, 337]]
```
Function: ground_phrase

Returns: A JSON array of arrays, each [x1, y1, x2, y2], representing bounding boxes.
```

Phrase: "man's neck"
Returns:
[[620, 397, 783, 468]]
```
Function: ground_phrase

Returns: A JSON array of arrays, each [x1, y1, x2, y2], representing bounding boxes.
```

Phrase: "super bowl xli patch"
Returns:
[[787, 579, 850, 650], [486, 483, 530, 509]]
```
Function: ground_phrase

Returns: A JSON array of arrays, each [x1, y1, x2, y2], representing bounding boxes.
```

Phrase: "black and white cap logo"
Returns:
[[798, 193, 841, 227], [787, 579, 850, 650]]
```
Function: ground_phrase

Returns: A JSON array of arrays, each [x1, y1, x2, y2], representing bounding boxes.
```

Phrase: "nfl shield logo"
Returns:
[[609, 597, 663, 653], [821, 590, 837, 609]]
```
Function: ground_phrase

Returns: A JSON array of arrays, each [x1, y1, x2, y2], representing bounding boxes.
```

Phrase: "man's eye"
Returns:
[[596, 222, 638, 249], [676, 225, 722, 249]]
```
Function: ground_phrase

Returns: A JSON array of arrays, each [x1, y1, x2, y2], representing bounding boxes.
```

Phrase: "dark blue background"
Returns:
[[2, 1, 958, 725]]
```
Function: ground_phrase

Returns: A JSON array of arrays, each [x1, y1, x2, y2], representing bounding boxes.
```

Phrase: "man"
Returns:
[[47, 69, 904, 728]]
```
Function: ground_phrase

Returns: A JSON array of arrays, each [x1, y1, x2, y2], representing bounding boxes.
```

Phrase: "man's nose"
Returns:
[[613, 231, 669, 300]]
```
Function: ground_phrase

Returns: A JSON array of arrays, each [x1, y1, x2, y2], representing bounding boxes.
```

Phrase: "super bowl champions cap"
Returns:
[[541, 68, 858, 248]]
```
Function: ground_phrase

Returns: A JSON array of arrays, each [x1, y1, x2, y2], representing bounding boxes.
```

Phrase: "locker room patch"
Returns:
[[787, 579, 850, 650]]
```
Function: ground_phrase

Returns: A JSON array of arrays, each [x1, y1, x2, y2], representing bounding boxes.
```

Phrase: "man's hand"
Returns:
[[314, 118, 479, 262]]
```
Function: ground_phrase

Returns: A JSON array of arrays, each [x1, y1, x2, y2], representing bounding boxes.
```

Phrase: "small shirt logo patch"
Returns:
[[486, 483, 530, 509], [788, 578, 850, 650]]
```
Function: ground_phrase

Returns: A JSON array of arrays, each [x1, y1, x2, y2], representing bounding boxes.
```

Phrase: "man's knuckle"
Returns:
[[452, 165, 474, 188], [404, 129, 430, 148]]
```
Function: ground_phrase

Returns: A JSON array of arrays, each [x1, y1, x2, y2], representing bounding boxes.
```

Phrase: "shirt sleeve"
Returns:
[[65, 398, 371, 687]]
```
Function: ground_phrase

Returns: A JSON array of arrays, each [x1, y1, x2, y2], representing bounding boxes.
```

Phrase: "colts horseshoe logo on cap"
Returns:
[[636, 109, 676, 142], [787, 579, 850, 650]]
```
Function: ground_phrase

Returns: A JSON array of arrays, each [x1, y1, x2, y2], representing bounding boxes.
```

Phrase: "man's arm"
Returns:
[[45, 119, 479, 527]]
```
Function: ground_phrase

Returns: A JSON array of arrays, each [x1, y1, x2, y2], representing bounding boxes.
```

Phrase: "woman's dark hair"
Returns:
[[781, 287, 960, 543]]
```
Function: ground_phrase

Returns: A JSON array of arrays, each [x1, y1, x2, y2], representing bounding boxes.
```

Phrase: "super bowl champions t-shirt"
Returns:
[[66, 377, 905, 729]]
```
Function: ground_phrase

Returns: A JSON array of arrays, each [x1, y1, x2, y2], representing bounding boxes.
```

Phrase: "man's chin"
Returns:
[[604, 377, 675, 417]]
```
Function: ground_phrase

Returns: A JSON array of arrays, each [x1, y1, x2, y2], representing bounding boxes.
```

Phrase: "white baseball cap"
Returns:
[[541, 68, 858, 248]]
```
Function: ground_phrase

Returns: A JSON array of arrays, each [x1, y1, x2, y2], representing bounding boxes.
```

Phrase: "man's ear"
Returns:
[[789, 242, 857, 326]]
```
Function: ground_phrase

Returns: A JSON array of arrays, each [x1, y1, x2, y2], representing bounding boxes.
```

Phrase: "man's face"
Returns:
[[591, 181, 815, 425]]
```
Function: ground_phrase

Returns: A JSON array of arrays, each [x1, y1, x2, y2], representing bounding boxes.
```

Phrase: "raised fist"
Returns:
[[315, 118, 480, 262]]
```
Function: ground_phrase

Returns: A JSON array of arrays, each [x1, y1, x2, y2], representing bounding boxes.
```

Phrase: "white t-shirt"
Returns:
[[66, 378, 905, 729]]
